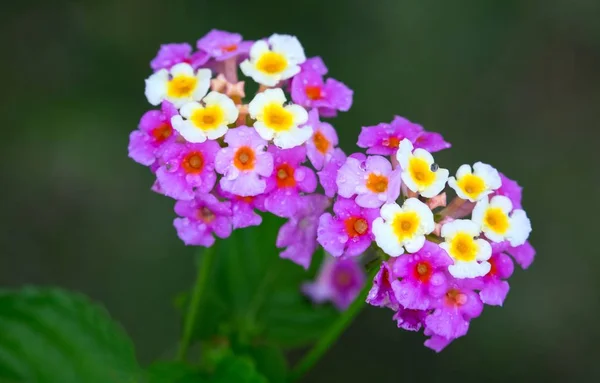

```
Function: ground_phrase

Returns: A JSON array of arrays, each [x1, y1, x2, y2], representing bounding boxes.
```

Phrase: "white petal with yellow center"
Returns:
[[248, 88, 311, 149], [396, 139, 449, 198], [440, 219, 491, 278], [373, 198, 435, 257], [171, 92, 238, 143], [448, 162, 501, 202], [240, 34, 306, 86], [145, 63, 211, 108], [473, 195, 531, 246]]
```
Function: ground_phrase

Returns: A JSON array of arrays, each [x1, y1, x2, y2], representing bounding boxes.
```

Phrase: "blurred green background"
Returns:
[[2, 0, 599, 381]]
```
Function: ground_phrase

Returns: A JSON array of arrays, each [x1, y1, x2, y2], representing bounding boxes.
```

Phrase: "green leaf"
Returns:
[[146, 361, 207, 383], [210, 355, 267, 383], [242, 345, 287, 383], [0, 287, 141, 383]]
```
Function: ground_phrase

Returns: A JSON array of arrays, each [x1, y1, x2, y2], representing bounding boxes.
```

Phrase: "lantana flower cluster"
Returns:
[[129, 30, 534, 352]]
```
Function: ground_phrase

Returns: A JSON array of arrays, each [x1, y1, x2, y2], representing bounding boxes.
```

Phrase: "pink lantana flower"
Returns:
[[391, 241, 453, 310], [276, 195, 329, 269], [291, 66, 353, 117], [317, 198, 378, 258], [128, 102, 178, 166], [305, 109, 339, 170], [173, 194, 232, 247], [477, 253, 514, 306], [302, 258, 365, 311], [317, 148, 346, 198], [150, 43, 209, 71], [366, 260, 399, 309], [217, 187, 265, 230], [215, 126, 273, 197], [196, 29, 253, 62], [155, 141, 220, 200], [358, 116, 451, 156], [263, 146, 317, 218], [336, 154, 401, 208], [393, 307, 428, 332]]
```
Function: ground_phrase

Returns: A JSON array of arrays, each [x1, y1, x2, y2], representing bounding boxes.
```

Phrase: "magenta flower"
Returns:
[[477, 253, 514, 306], [263, 146, 317, 218], [357, 116, 451, 156], [366, 260, 399, 309], [305, 109, 339, 170], [423, 328, 454, 353], [276, 195, 329, 269], [393, 307, 427, 332], [155, 141, 220, 200], [493, 173, 523, 210], [302, 257, 365, 311], [196, 29, 253, 61], [492, 240, 536, 270], [336, 154, 401, 208], [128, 102, 178, 166], [317, 148, 346, 198], [215, 126, 273, 197], [391, 241, 453, 310], [300, 56, 328, 75], [217, 188, 265, 230], [424, 277, 483, 341], [291, 66, 353, 117], [317, 198, 378, 257], [173, 194, 232, 247], [150, 43, 209, 71]]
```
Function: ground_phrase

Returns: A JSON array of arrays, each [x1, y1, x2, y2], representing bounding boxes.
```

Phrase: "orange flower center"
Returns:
[[275, 164, 296, 188], [413, 261, 433, 283], [445, 288, 467, 307], [366, 173, 389, 193], [344, 217, 368, 238], [487, 257, 498, 277], [151, 122, 173, 142], [233, 146, 256, 171], [181, 151, 204, 174], [305, 85, 323, 100], [313, 131, 330, 154], [197, 207, 215, 223], [382, 136, 400, 149], [334, 270, 353, 288], [221, 44, 238, 53]]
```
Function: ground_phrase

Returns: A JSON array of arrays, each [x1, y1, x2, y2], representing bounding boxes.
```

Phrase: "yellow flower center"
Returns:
[[167, 75, 197, 98], [449, 232, 478, 262], [190, 105, 225, 131], [262, 103, 294, 131], [408, 157, 436, 188], [484, 207, 510, 235], [392, 211, 420, 241], [457, 174, 486, 199], [256, 51, 288, 74]]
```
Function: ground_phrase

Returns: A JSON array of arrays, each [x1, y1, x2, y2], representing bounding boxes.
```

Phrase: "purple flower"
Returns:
[[302, 257, 365, 310], [317, 198, 378, 257], [477, 253, 514, 306], [393, 306, 427, 332], [300, 56, 328, 75], [276, 195, 329, 269], [336, 154, 401, 208], [128, 102, 178, 166], [317, 148, 346, 198], [215, 126, 273, 197], [305, 109, 339, 170], [492, 240, 536, 270], [366, 260, 398, 309], [291, 67, 353, 117], [217, 188, 265, 230], [357, 116, 451, 156], [391, 241, 453, 310], [263, 146, 317, 218], [492, 173, 523, 210], [155, 141, 220, 200], [150, 43, 209, 71], [424, 277, 483, 340], [423, 328, 455, 353], [173, 194, 232, 247], [196, 29, 253, 61]]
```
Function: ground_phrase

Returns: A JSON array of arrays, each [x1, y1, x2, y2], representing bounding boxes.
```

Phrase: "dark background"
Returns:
[[2, 0, 599, 381]]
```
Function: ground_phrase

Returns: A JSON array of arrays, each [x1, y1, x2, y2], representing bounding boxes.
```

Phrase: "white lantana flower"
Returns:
[[448, 162, 501, 202], [248, 88, 311, 149], [440, 219, 492, 278], [372, 198, 435, 257], [171, 92, 238, 143], [240, 34, 306, 86], [472, 195, 532, 246], [145, 63, 211, 108], [396, 139, 449, 198]]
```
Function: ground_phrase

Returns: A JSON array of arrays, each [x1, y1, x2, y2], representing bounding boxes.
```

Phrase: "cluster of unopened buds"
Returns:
[[129, 30, 534, 352]]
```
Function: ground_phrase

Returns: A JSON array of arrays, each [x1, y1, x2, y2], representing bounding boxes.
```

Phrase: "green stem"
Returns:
[[177, 246, 217, 361], [289, 265, 380, 382]]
